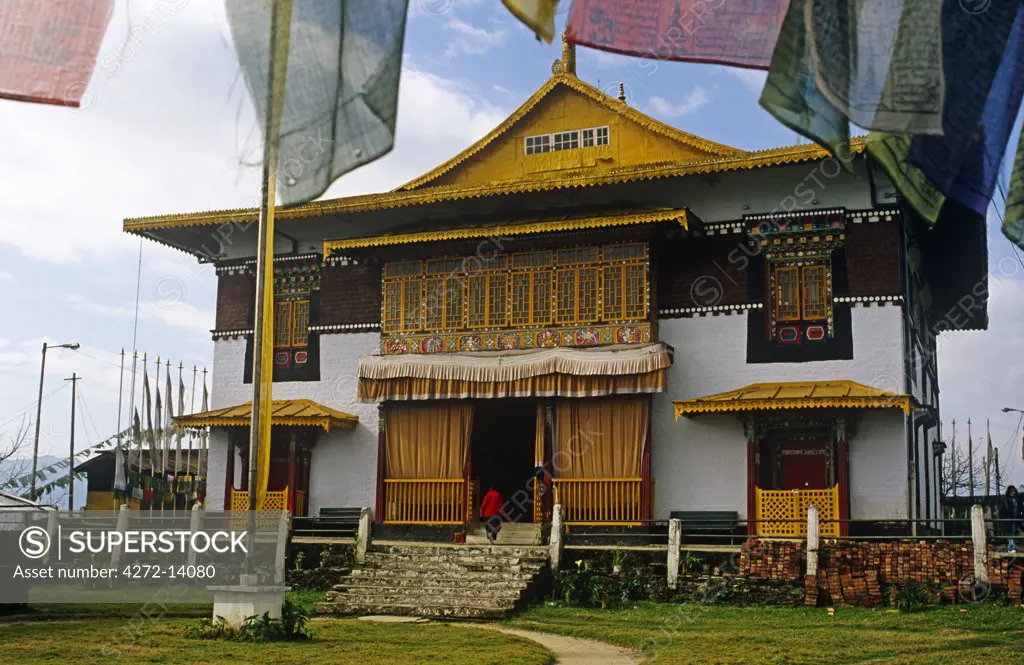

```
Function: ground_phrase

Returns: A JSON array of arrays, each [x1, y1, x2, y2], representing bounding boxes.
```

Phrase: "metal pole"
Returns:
[[116, 348, 125, 451], [65, 373, 80, 511], [246, 0, 293, 580], [994, 448, 1001, 495], [967, 419, 975, 499], [29, 342, 49, 501]]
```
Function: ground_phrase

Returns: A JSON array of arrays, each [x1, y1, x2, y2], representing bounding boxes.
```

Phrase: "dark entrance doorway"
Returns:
[[470, 399, 537, 523]]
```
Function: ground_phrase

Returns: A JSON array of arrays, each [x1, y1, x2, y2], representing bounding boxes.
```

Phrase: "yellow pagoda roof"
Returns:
[[323, 208, 689, 253], [174, 398, 358, 431], [673, 380, 915, 419], [123, 139, 865, 234], [398, 72, 742, 191]]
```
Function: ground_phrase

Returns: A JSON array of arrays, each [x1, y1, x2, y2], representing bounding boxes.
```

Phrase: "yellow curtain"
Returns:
[[534, 403, 546, 467], [384, 402, 473, 479], [553, 397, 649, 478]]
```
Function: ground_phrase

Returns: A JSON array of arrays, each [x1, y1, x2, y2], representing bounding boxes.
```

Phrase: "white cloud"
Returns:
[[647, 87, 711, 118], [723, 68, 768, 95], [444, 18, 507, 58], [0, 271, 14, 284]]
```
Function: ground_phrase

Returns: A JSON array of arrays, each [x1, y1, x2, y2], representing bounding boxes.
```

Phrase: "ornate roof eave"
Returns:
[[323, 208, 690, 254], [673, 379, 915, 420], [173, 398, 359, 432], [396, 73, 743, 191], [123, 140, 866, 234]]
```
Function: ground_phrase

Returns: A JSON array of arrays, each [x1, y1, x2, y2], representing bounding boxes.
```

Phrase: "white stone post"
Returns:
[[667, 518, 681, 590], [971, 504, 988, 583], [806, 504, 819, 578], [186, 503, 203, 568], [356, 506, 372, 564], [111, 504, 130, 569], [43, 509, 58, 565], [549, 504, 564, 573], [274, 509, 289, 585]]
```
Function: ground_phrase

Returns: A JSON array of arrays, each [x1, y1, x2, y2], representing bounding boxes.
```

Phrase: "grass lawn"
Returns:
[[0, 593, 553, 665], [0, 616, 552, 665], [507, 602, 1024, 664]]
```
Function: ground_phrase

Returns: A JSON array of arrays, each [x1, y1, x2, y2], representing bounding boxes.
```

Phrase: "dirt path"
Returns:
[[481, 626, 639, 665]]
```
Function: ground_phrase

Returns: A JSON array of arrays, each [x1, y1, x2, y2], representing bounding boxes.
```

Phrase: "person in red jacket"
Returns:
[[480, 486, 504, 545]]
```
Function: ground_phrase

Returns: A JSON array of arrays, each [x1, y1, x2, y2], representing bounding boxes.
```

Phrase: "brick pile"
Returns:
[[739, 539, 804, 582], [738, 538, 1021, 608]]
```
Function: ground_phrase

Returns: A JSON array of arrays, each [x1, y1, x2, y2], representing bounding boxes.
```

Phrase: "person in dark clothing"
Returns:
[[480, 487, 504, 545], [1001, 485, 1021, 552]]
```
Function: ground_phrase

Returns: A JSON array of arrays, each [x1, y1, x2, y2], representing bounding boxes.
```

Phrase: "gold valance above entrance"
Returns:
[[173, 398, 358, 431], [358, 343, 671, 401], [673, 379, 915, 419]]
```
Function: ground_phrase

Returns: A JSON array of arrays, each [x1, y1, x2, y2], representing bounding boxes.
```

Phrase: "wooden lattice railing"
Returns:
[[756, 485, 840, 537], [383, 479, 466, 525], [551, 478, 642, 525], [229, 487, 289, 512]]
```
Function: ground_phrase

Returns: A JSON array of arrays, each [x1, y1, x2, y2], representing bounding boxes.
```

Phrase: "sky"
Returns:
[[0, 0, 1022, 490]]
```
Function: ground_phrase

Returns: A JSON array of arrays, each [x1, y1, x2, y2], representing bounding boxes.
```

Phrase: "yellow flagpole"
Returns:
[[247, 0, 292, 525]]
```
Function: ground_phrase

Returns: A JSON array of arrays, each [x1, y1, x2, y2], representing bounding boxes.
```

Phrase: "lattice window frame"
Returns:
[[381, 242, 649, 336]]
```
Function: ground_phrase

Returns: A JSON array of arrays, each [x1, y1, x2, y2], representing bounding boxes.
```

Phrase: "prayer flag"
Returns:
[[502, 0, 558, 44], [567, 0, 787, 69], [0, 0, 113, 107], [224, 0, 410, 207]]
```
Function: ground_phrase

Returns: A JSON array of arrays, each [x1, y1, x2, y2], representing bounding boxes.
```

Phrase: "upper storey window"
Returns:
[[381, 243, 647, 334], [523, 126, 609, 155], [749, 212, 845, 345]]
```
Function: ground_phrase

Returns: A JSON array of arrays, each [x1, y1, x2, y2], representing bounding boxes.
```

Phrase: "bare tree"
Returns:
[[942, 438, 987, 498], [0, 417, 30, 492]]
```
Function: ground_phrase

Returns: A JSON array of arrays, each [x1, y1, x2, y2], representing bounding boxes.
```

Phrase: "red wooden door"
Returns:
[[779, 442, 827, 489]]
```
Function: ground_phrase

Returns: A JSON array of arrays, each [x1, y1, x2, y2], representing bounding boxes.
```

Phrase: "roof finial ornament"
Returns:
[[559, 31, 576, 76], [618, 82, 627, 103]]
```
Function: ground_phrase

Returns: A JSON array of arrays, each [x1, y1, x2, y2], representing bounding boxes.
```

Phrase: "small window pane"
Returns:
[[596, 127, 609, 146], [801, 265, 828, 319], [775, 266, 800, 322], [274, 301, 292, 347]]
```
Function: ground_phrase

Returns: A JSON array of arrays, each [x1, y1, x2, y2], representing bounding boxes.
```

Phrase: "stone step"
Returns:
[[325, 590, 524, 610], [339, 575, 532, 591], [466, 523, 543, 546], [333, 579, 528, 596], [348, 567, 539, 583], [362, 555, 546, 574], [371, 544, 547, 558], [316, 601, 510, 620], [323, 590, 518, 610]]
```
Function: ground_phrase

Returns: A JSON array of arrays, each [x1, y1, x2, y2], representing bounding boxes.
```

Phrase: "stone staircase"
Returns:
[[317, 542, 550, 620], [465, 522, 543, 546]]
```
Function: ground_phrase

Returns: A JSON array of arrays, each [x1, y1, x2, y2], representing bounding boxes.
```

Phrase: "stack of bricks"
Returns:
[[815, 568, 883, 606], [803, 574, 818, 607], [739, 540, 805, 582], [1007, 564, 1023, 605]]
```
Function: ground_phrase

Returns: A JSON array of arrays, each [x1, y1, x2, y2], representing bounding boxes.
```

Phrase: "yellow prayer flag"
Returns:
[[501, 0, 558, 43]]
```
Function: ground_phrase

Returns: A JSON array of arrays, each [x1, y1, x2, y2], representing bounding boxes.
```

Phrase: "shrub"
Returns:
[[184, 600, 312, 642], [893, 582, 930, 613]]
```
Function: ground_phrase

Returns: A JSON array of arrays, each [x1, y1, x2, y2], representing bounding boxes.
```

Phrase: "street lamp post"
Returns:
[[29, 341, 80, 501], [1001, 408, 1024, 464]]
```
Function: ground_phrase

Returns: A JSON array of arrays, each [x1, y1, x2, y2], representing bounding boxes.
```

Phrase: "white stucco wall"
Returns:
[[652, 304, 909, 519], [210, 332, 380, 514], [849, 410, 908, 519]]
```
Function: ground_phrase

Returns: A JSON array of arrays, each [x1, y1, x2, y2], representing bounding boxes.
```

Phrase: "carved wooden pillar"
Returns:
[[744, 418, 759, 537], [287, 430, 297, 513], [375, 406, 386, 523], [224, 437, 235, 510], [836, 417, 851, 537]]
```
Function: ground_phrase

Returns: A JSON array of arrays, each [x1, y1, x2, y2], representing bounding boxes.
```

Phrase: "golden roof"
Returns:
[[673, 380, 915, 419], [397, 73, 741, 191], [123, 140, 864, 233], [323, 208, 689, 253], [174, 398, 358, 431]]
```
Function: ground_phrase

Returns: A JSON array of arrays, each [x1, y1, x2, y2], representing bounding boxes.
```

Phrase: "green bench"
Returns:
[[670, 510, 740, 541]]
